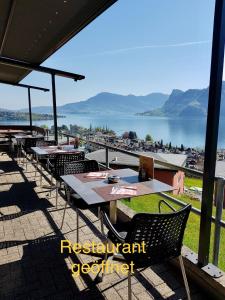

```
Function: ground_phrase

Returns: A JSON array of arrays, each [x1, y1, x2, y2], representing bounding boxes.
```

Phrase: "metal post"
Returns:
[[106, 146, 109, 168], [198, 0, 225, 267], [51, 73, 58, 143], [213, 177, 225, 266], [27, 87, 32, 130]]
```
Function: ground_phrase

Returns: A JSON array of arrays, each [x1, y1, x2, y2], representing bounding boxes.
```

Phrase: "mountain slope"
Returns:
[[0, 108, 57, 121], [21, 92, 169, 114], [138, 82, 225, 117]]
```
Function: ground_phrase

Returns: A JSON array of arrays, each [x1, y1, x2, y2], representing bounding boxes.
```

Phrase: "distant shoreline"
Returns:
[[1, 113, 224, 149], [0, 111, 65, 121]]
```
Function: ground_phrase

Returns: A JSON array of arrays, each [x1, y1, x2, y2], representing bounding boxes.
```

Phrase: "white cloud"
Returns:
[[74, 40, 211, 58]]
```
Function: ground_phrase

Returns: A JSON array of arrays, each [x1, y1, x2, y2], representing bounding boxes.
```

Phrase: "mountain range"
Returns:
[[20, 92, 169, 115], [4, 83, 225, 118], [138, 82, 225, 117]]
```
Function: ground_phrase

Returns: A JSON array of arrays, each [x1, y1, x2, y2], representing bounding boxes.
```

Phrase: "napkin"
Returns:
[[110, 186, 137, 196], [85, 172, 109, 179]]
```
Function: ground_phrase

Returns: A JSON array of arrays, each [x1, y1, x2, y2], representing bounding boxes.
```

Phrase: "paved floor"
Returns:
[[0, 152, 205, 300]]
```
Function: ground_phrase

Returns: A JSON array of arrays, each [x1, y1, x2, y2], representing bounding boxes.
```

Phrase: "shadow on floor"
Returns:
[[0, 181, 53, 213], [0, 235, 106, 300]]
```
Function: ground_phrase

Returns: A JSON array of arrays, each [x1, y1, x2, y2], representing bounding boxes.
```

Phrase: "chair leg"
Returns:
[[101, 239, 109, 281], [50, 174, 53, 197], [17, 145, 20, 162], [61, 200, 68, 229], [56, 181, 59, 208], [40, 165, 43, 186], [98, 206, 101, 218], [179, 255, 191, 300], [76, 207, 79, 242], [100, 212, 104, 236], [128, 269, 132, 300]]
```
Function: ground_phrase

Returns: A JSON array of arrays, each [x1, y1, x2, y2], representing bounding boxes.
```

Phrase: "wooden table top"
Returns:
[[61, 168, 174, 206]]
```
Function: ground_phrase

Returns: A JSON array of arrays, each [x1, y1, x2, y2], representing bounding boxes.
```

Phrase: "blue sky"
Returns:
[[0, 0, 216, 109]]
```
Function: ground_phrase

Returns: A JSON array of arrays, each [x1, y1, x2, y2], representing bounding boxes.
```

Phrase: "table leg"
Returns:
[[109, 201, 117, 224]]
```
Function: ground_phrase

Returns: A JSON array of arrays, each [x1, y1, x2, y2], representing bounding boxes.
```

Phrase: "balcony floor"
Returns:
[[0, 152, 205, 300]]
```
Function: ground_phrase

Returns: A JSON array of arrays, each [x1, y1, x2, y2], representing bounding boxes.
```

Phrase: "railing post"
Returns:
[[106, 146, 109, 169], [213, 176, 225, 266], [51, 73, 58, 144], [27, 87, 32, 131]]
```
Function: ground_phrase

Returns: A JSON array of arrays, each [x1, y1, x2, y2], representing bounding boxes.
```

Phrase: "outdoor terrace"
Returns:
[[0, 151, 205, 300]]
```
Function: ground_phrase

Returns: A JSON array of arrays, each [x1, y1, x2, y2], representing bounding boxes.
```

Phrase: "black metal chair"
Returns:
[[101, 201, 192, 300], [35, 140, 57, 184], [61, 160, 104, 242], [20, 137, 44, 169], [47, 152, 85, 207], [36, 140, 57, 147]]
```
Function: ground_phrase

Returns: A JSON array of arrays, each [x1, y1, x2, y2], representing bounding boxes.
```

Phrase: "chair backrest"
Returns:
[[53, 152, 85, 179], [123, 205, 191, 267], [64, 160, 99, 175], [36, 140, 57, 146], [23, 137, 44, 153]]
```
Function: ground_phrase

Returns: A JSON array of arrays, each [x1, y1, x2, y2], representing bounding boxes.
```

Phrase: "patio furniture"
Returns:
[[36, 140, 57, 147], [31, 145, 84, 186], [61, 159, 104, 241], [15, 134, 44, 162], [101, 202, 192, 300], [34, 140, 58, 183], [0, 129, 27, 153], [20, 136, 44, 169], [60, 168, 174, 225], [47, 152, 85, 207]]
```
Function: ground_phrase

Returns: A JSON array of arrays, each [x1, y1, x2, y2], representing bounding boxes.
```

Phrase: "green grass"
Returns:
[[184, 176, 202, 188], [122, 192, 225, 271], [171, 191, 225, 221]]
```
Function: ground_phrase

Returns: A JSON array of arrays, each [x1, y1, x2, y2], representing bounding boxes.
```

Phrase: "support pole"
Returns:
[[198, 0, 225, 266], [106, 146, 109, 168], [51, 74, 58, 143], [27, 87, 32, 130], [213, 177, 224, 266]]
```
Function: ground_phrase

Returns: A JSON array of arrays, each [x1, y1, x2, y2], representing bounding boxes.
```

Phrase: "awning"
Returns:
[[0, 0, 117, 83]]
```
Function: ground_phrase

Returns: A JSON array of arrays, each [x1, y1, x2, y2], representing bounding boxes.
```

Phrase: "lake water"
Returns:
[[2, 113, 225, 149]]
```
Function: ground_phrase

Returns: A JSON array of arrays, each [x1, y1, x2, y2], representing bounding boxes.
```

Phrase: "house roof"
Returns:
[[86, 149, 187, 170], [215, 161, 225, 177], [0, 0, 117, 83]]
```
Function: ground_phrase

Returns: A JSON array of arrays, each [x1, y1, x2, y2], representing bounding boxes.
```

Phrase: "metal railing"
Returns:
[[63, 134, 224, 268]]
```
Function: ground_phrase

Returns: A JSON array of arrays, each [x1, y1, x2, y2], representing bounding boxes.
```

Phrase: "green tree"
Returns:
[[145, 134, 153, 142], [129, 131, 137, 140], [41, 124, 48, 129], [61, 124, 69, 131]]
